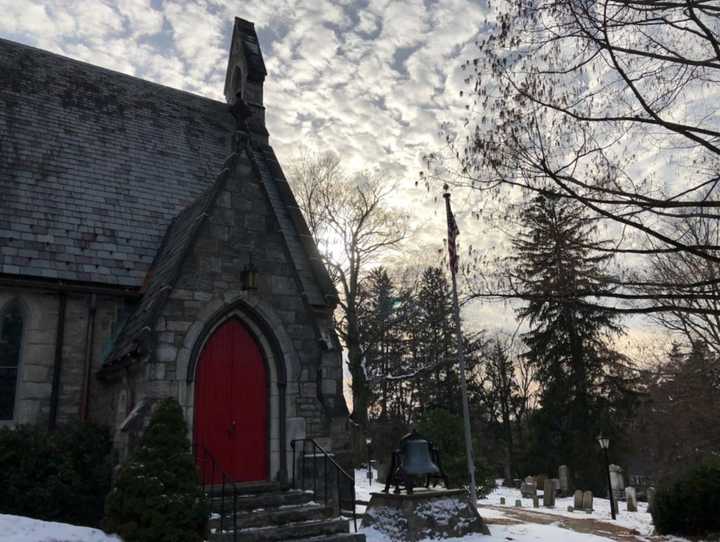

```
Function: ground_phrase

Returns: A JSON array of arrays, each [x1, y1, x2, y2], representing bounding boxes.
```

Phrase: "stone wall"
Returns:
[[0, 288, 128, 428], [109, 149, 348, 477]]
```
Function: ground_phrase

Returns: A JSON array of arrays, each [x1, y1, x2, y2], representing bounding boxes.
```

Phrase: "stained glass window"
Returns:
[[0, 302, 23, 420]]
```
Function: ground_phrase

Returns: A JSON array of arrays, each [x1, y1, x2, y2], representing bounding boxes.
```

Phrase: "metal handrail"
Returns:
[[290, 438, 358, 532], [192, 442, 239, 542]]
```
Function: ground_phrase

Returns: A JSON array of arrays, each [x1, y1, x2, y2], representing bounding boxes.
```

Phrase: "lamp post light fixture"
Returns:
[[366, 436, 373, 483], [598, 434, 616, 520]]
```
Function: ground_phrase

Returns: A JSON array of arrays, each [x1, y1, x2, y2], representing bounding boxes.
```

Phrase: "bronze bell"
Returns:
[[400, 431, 441, 476]]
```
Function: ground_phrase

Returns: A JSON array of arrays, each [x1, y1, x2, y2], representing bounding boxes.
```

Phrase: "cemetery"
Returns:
[[1, 2, 719, 542]]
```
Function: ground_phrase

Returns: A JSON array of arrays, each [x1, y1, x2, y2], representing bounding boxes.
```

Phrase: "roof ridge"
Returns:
[[0, 36, 227, 107]]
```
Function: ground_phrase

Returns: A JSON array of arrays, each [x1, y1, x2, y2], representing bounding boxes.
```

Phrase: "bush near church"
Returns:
[[104, 398, 208, 542], [418, 408, 496, 497], [652, 457, 720, 537], [0, 422, 113, 527]]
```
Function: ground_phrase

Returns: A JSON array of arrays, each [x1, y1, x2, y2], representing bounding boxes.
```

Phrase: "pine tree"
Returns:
[[512, 193, 636, 490], [104, 398, 208, 542]]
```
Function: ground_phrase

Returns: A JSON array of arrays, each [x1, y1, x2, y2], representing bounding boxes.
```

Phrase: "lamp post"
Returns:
[[598, 434, 616, 520], [365, 437, 373, 484]]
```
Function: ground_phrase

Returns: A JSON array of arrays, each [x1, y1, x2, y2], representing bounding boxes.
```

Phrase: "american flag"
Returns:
[[447, 201, 459, 276]]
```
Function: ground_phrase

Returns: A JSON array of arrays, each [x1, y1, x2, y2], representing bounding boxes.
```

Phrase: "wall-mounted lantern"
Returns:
[[241, 258, 258, 291]]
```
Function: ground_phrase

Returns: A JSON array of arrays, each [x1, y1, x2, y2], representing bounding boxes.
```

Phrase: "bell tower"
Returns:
[[224, 18, 268, 137]]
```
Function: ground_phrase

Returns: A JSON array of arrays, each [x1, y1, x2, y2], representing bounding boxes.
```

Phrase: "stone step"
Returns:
[[290, 533, 366, 542], [210, 503, 333, 530], [209, 489, 315, 512], [214, 517, 350, 541], [206, 481, 289, 498]]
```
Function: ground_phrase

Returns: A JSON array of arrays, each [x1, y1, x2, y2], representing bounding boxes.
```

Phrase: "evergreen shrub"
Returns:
[[418, 408, 496, 497], [652, 458, 720, 537], [0, 422, 112, 526], [104, 398, 208, 542]]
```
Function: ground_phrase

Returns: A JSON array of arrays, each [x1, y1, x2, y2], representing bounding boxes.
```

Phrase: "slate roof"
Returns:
[[106, 157, 237, 365], [0, 38, 233, 287]]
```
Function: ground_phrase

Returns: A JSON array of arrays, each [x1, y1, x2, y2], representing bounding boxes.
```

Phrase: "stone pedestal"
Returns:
[[363, 489, 490, 541]]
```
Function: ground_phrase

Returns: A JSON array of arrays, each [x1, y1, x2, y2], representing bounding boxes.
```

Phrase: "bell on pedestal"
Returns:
[[384, 429, 449, 494]]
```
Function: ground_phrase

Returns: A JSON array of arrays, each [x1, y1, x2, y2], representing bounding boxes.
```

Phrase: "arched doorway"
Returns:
[[194, 319, 268, 483]]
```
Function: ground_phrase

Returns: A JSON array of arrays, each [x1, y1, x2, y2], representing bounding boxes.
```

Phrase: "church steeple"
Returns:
[[224, 18, 266, 107]]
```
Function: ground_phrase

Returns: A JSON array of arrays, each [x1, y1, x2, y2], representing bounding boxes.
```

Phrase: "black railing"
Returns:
[[193, 443, 240, 542], [290, 438, 358, 532]]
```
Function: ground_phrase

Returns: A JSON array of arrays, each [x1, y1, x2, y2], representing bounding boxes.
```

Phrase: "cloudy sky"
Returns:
[[1, 0, 519, 326]]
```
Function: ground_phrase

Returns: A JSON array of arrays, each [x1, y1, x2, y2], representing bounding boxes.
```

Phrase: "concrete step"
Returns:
[[291, 533, 366, 542], [210, 503, 333, 530], [214, 517, 349, 541], [206, 482, 288, 498], [209, 489, 315, 512]]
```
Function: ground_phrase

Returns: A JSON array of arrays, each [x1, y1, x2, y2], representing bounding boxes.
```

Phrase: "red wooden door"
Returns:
[[194, 319, 268, 483]]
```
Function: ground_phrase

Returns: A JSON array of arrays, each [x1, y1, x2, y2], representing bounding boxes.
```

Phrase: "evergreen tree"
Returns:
[[512, 193, 636, 490], [104, 398, 208, 542]]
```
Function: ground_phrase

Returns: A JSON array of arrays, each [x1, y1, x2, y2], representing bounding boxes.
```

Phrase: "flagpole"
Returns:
[[443, 185, 478, 505]]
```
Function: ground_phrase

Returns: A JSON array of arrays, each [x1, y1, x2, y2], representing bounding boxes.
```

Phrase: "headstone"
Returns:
[[500, 497, 506, 505], [573, 490, 583, 509], [625, 487, 637, 512], [515, 499, 522, 507], [513, 478, 522, 488], [567, 505, 574, 512], [609, 464, 625, 502], [582, 490, 593, 512], [543, 479, 555, 508], [558, 465, 570, 496], [551, 478, 561, 496], [532, 494, 539, 508], [520, 477, 537, 498], [647, 487, 656, 514]]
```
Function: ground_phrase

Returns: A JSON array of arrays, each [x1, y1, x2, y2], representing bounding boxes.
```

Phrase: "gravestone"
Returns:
[[609, 464, 625, 502], [520, 477, 537, 498], [647, 487, 656, 514], [625, 487, 637, 512], [500, 497, 506, 505], [532, 494, 539, 508], [551, 478, 561, 496], [573, 490, 583, 509], [558, 465, 570, 496], [543, 479, 555, 508], [582, 490, 593, 512], [567, 505, 574, 512], [515, 499, 522, 507]]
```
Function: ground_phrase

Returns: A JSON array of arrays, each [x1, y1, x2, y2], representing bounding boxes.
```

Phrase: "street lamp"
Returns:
[[597, 434, 616, 520], [366, 436, 373, 484]]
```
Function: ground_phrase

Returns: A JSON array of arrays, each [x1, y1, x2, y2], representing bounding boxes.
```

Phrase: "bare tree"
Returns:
[[644, 210, 720, 354], [426, 0, 720, 315], [288, 151, 406, 428]]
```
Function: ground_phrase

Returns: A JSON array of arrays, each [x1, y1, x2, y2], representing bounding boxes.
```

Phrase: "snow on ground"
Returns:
[[480, 481, 655, 536], [362, 520, 626, 542], [355, 470, 663, 541], [0, 514, 121, 542]]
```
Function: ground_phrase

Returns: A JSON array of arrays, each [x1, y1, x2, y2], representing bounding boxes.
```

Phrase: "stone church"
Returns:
[[0, 18, 351, 484]]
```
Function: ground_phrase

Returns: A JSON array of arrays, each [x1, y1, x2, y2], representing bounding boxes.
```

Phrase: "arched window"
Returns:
[[0, 302, 24, 420]]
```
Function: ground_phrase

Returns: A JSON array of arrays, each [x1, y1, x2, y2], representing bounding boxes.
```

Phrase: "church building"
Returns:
[[0, 18, 350, 484]]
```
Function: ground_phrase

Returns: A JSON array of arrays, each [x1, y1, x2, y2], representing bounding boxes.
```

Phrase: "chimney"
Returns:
[[224, 18, 268, 139]]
